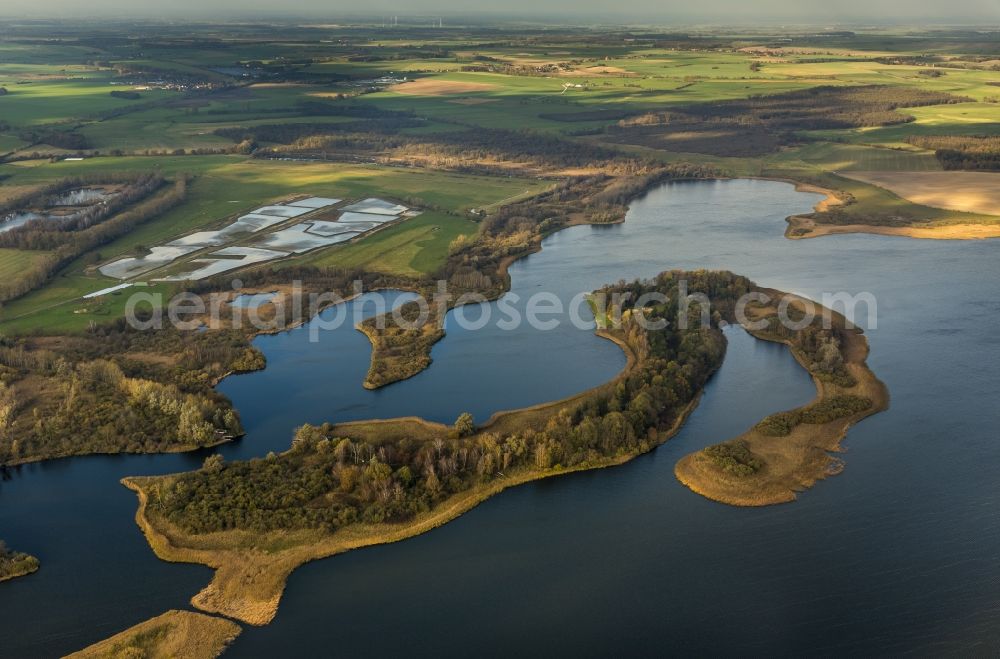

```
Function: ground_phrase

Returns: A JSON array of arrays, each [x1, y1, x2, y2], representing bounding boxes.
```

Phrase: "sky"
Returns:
[[0, 0, 998, 24]]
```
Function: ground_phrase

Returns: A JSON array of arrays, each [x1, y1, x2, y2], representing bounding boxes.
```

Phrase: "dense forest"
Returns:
[[216, 116, 659, 175], [0, 324, 261, 464], [17, 129, 90, 151], [214, 103, 422, 145], [661, 85, 966, 130], [263, 126, 629, 173], [907, 135, 1000, 170], [206, 86, 953, 169], [605, 85, 969, 157], [144, 270, 751, 534]]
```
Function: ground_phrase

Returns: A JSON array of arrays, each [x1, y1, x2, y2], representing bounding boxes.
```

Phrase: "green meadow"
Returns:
[[0, 249, 51, 282], [0, 77, 174, 127], [297, 210, 477, 277]]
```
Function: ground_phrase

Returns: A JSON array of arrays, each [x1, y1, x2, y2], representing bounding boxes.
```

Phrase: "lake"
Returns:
[[2, 179, 999, 656]]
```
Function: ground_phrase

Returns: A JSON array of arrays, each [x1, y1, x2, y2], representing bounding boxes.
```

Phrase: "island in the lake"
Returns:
[[675, 289, 889, 505], [0, 540, 39, 582], [121, 271, 886, 629]]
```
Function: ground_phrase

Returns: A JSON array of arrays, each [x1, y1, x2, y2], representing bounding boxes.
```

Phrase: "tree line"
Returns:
[[0, 322, 262, 465], [907, 135, 1000, 170], [0, 173, 163, 251], [603, 85, 971, 157]]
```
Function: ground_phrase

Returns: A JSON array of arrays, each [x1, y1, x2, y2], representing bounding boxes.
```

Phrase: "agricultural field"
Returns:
[[0, 23, 998, 337], [839, 170, 1000, 215], [0, 75, 175, 127]]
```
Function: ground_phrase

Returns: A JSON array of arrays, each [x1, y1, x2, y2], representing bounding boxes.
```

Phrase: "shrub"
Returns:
[[703, 440, 762, 476], [799, 395, 873, 424], [755, 395, 873, 437], [755, 411, 800, 437]]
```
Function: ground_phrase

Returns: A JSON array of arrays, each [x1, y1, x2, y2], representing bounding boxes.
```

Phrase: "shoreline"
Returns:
[[65, 609, 241, 658], [0, 563, 39, 583], [124, 426, 708, 628], [785, 215, 1000, 241], [124, 285, 889, 629], [352, 206, 630, 391], [122, 328, 703, 627], [1, 434, 237, 469], [749, 176, 845, 215], [349, 172, 729, 391], [98, 176, 891, 648], [338, 328, 637, 438], [3, 173, 923, 469], [116, 177, 892, 633]]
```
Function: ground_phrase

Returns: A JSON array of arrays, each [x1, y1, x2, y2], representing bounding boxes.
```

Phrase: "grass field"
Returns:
[[298, 210, 476, 276], [0, 249, 52, 282], [66, 609, 241, 659], [0, 282, 177, 335], [790, 142, 941, 171], [805, 102, 1000, 147], [0, 134, 29, 152], [0, 77, 175, 127]]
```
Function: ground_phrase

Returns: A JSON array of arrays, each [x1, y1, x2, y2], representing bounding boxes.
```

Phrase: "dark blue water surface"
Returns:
[[2, 179, 999, 656]]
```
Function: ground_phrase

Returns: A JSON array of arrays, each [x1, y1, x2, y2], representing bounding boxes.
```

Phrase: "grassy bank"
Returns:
[[65, 609, 241, 659]]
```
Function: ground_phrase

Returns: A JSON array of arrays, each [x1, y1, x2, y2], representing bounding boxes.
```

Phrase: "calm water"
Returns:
[[2, 179, 999, 656], [0, 211, 43, 233], [49, 188, 113, 206], [0, 189, 113, 233]]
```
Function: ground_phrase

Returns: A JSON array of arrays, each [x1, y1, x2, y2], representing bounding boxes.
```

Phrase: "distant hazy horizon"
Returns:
[[0, 1, 998, 26]]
